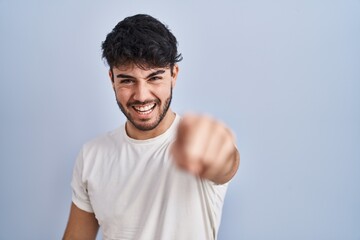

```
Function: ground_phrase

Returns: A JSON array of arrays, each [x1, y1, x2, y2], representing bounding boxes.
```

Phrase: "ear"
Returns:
[[171, 64, 179, 88], [109, 69, 115, 89]]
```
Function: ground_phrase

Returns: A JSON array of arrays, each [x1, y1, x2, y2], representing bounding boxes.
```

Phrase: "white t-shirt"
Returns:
[[71, 115, 228, 240]]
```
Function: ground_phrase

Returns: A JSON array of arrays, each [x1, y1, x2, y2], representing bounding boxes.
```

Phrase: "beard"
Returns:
[[116, 87, 173, 131]]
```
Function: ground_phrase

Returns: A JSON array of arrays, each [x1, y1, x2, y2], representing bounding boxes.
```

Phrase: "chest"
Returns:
[[88, 144, 204, 216]]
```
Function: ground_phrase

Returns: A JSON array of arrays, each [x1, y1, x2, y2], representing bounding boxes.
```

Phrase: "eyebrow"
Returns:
[[116, 70, 166, 79]]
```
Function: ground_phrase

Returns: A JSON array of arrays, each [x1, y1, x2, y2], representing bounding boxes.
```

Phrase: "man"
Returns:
[[63, 14, 240, 240]]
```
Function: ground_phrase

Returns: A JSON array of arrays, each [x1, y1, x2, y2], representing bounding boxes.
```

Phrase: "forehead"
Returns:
[[113, 64, 170, 75]]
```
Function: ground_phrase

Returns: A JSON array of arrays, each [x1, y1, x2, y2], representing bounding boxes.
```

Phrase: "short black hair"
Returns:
[[101, 14, 182, 73]]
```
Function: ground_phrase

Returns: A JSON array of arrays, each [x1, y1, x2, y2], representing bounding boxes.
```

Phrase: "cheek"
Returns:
[[155, 85, 172, 99], [115, 89, 131, 103]]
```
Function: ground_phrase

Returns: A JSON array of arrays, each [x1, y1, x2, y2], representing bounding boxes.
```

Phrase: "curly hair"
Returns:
[[101, 14, 182, 75]]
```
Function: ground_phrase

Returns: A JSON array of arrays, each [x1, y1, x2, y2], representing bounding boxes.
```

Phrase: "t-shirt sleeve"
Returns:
[[201, 179, 229, 234], [71, 147, 94, 213]]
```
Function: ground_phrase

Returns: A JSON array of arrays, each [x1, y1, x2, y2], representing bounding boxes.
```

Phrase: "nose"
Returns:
[[133, 82, 151, 102]]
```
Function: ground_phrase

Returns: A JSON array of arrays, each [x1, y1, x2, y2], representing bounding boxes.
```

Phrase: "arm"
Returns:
[[63, 202, 99, 240], [208, 144, 240, 184], [172, 114, 240, 184], [205, 145, 240, 184]]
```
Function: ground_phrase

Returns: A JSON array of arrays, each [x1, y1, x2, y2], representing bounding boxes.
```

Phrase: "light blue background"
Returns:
[[0, 0, 359, 239]]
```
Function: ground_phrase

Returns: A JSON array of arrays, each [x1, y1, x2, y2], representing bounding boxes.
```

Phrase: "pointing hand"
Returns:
[[171, 114, 239, 184]]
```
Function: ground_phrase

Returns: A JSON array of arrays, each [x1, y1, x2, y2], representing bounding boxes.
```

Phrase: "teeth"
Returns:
[[133, 103, 155, 113]]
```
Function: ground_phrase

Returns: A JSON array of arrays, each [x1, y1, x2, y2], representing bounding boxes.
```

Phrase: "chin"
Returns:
[[133, 122, 159, 131]]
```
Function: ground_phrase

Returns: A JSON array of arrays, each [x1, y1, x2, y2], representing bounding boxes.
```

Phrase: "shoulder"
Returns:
[[82, 127, 124, 156]]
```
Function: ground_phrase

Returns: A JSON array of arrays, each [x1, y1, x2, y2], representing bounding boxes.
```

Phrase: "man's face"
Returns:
[[111, 64, 178, 134]]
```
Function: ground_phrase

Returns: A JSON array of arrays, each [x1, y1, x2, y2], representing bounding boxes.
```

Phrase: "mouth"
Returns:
[[132, 103, 156, 115]]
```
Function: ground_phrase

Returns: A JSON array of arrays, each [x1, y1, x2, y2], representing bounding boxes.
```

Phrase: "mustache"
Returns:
[[127, 99, 160, 107]]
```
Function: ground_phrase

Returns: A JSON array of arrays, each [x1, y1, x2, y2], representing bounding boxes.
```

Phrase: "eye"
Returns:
[[120, 79, 134, 84], [149, 76, 161, 81]]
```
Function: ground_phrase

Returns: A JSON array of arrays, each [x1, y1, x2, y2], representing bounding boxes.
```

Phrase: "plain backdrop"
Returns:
[[0, 0, 359, 239]]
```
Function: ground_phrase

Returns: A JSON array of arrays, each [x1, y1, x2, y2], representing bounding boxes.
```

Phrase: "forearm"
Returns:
[[205, 146, 240, 185]]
